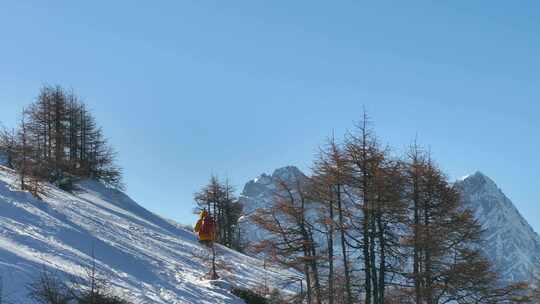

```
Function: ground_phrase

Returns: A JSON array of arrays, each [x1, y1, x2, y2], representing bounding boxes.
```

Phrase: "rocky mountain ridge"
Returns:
[[240, 166, 540, 282]]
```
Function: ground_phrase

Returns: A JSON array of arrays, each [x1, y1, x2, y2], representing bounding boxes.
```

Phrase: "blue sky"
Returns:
[[1, 1, 539, 230]]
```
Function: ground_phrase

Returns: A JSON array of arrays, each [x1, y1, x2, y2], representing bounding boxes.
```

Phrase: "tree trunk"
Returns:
[[211, 241, 218, 280], [327, 189, 335, 304], [424, 207, 433, 304], [376, 213, 386, 304], [336, 184, 353, 304], [363, 206, 372, 304], [369, 214, 378, 304], [304, 264, 312, 304], [309, 235, 323, 304]]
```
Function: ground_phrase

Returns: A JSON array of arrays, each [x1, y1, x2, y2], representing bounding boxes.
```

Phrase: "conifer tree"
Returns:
[[7, 85, 125, 190], [311, 136, 354, 304], [401, 146, 528, 304], [194, 176, 243, 250], [343, 114, 407, 304], [0, 126, 17, 168]]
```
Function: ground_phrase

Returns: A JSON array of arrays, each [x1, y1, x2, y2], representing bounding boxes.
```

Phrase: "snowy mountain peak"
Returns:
[[241, 166, 306, 201], [240, 167, 540, 283], [239, 166, 309, 242], [271, 166, 305, 182], [459, 171, 500, 194], [455, 172, 540, 282]]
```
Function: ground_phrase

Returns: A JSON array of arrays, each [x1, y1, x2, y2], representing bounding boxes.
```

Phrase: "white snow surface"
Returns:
[[0, 166, 297, 303]]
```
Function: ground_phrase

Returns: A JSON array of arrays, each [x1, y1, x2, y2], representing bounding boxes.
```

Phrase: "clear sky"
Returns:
[[0, 1, 539, 231]]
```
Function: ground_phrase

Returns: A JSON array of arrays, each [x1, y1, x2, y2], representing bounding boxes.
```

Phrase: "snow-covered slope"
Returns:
[[241, 166, 540, 283], [0, 166, 296, 304], [455, 172, 540, 282]]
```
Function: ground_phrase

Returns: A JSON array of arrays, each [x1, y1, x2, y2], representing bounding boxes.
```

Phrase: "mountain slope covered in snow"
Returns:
[[455, 172, 540, 282], [0, 166, 297, 304]]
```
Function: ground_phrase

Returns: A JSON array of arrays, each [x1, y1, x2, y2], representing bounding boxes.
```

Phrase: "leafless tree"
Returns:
[[251, 178, 323, 304], [311, 135, 355, 304], [400, 146, 529, 304]]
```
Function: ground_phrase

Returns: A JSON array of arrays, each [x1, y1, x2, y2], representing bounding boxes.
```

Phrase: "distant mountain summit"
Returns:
[[240, 166, 307, 216], [240, 166, 540, 283], [455, 171, 540, 282], [239, 166, 308, 243]]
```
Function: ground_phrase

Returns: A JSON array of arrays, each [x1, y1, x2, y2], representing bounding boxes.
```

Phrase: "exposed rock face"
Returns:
[[238, 166, 308, 242], [455, 172, 540, 282], [240, 166, 307, 216]]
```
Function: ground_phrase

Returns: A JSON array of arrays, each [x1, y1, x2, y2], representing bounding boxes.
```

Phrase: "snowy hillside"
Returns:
[[0, 166, 297, 304], [455, 172, 540, 282], [241, 166, 540, 284]]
